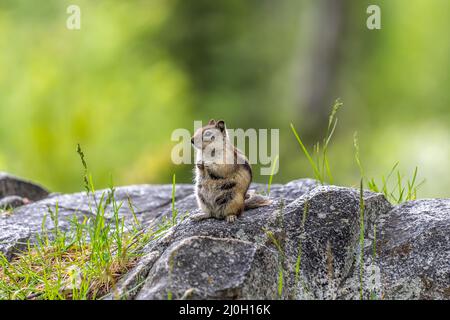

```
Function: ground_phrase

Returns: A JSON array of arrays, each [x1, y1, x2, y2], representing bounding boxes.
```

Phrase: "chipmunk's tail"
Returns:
[[244, 191, 272, 210]]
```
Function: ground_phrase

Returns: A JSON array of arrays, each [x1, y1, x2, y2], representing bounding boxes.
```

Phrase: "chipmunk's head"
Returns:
[[191, 119, 227, 151]]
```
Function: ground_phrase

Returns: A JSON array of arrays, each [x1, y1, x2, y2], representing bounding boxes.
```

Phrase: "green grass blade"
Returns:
[[267, 154, 279, 195], [171, 173, 177, 226], [290, 123, 322, 182], [359, 178, 365, 300]]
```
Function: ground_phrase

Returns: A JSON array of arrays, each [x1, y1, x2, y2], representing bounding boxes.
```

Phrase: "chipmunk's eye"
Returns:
[[204, 131, 212, 138]]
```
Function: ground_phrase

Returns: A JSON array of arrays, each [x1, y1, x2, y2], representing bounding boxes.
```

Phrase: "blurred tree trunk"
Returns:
[[299, 0, 347, 136]]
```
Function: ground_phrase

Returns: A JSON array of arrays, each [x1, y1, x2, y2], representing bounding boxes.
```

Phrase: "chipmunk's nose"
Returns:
[[191, 137, 194, 145]]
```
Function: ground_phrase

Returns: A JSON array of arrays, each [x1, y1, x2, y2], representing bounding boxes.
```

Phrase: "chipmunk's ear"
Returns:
[[208, 119, 216, 125], [216, 120, 225, 132]]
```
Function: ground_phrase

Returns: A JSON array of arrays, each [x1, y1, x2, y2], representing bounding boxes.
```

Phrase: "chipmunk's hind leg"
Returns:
[[223, 194, 244, 223]]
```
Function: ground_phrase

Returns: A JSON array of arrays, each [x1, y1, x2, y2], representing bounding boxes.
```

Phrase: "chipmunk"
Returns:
[[190, 119, 272, 223]]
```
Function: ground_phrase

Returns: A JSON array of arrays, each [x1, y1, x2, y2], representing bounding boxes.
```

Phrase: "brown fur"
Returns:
[[191, 119, 272, 223]]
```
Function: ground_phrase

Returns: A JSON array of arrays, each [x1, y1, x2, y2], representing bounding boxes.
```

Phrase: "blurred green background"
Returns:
[[0, 0, 448, 197]]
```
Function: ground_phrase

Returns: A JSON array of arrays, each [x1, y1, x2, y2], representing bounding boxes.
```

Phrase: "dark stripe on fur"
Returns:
[[207, 169, 224, 180], [215, 191, 233, 206], [220, 181, 236, 190]]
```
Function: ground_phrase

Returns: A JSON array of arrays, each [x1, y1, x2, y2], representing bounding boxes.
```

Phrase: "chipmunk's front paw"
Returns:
[[226, 215, 236, 223], [191, 212, 211, 221]]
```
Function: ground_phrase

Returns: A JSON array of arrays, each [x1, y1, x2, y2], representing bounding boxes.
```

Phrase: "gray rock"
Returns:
[[1, 176, 449, 300], [376, 199, 450, 299], [0, 184, 194, 260], [0, 172, 49, 202], [115, 184, 392, 300], [136, 236, 278, 300], [339, 198, 450, 300], [108, 179, 320, 300], [280, 186, 392, 300]]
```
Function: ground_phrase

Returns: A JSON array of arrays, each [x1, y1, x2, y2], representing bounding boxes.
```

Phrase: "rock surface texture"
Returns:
[[0, 174, 449, 300], [0, 172, 49, 203]]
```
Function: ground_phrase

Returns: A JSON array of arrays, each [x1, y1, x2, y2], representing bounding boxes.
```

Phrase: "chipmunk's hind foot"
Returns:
[[226, 215, 237, 223]]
